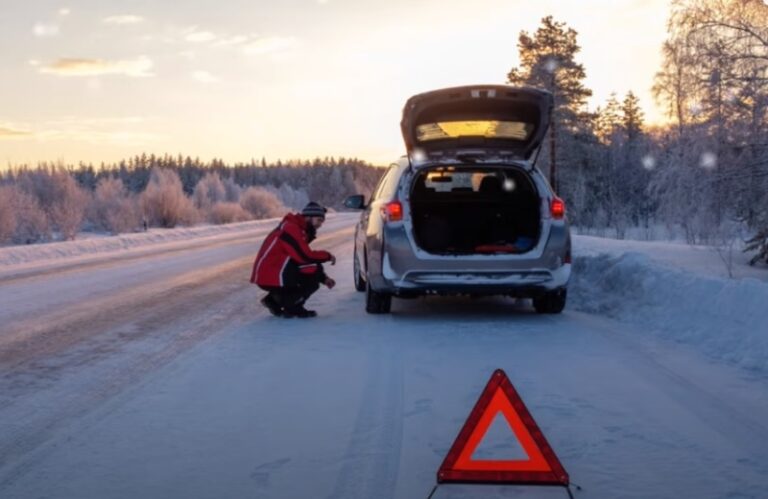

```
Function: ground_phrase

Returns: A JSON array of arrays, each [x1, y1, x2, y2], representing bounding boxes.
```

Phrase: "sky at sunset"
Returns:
[[0, 0, 671, 167]]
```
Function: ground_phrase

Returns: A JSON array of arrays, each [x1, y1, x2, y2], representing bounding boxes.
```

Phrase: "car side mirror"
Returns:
[[344, 194, 366, 210]]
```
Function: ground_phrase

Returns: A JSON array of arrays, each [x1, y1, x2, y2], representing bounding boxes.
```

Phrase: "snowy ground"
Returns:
[[1, 212, 767, 499], [0, 218, 290, 269]]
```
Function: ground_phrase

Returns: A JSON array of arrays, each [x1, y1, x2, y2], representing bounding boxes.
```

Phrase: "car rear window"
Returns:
[[424, 170, 515, 193], [416, 120, 533, 142]]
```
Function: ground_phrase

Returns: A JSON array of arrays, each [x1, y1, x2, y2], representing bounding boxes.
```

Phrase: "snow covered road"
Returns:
[[1, 213, 767, 499]]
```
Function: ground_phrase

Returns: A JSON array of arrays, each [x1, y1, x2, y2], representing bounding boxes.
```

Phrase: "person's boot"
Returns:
[[283, 306, 317, 318], [260, 294, 283, 317]]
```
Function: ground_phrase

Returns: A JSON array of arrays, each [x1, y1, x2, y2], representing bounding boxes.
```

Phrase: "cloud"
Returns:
[[243, 36, 299, 55], [38, 129, 163, 145], [185, 30, 217, 43], [213, 35, 249, 47], [192, 70, 219, 83], [32, 117, 163, 145], [0, 126, 33, 139], [45, 116, 149, 126], [103, 15, 145, 25], [39, 56, 154, 77], [33, 23, 59, 37], [0, 118, 163, 145]]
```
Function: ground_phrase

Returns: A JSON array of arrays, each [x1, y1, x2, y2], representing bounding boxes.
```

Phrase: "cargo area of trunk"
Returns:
[[409, 166, 541, 255]]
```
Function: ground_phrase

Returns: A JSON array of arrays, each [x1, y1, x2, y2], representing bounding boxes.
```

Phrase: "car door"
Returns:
[[362, 164, 399, 281]]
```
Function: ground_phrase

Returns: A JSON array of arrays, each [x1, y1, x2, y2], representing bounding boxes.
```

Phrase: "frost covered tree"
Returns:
[[276, 183, 309, 210], [0, 184, 50, 244], [209, 202, 251, 224], [594, 93, 623, 144], [622, 91, 644, 142], [17, 168, 89, 240], [588, 91, 648, 237], [89, 177, 140, 234], [507, 16, 593, 195], [192, 172, 226, 210], [653, 0, 768, 252], [0, 186, 15, 243], [222, 176, 241, 203], [141, 168, 198, 228], [240, 186, 288, 219]]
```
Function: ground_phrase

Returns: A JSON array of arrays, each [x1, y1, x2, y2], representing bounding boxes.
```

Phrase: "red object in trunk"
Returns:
[[474, 244, 521, 254]]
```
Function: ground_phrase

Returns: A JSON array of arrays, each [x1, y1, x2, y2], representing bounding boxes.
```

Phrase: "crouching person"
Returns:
[[250, 202, 336, 318]]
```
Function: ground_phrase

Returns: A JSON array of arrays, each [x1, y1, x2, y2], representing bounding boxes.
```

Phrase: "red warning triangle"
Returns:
[[437, 369, 569, 485]]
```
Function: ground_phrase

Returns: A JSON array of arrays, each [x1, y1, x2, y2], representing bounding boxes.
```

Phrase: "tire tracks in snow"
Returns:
[[0, 223, 354, 364], [325, 328, 405, 499], [568, 311, 768, 464]]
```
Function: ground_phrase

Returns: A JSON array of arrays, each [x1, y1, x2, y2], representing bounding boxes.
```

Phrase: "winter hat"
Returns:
[[301, 201, 327, 219]]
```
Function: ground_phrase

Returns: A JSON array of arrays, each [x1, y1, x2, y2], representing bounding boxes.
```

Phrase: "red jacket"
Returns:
[[250, 213, 332, 288]]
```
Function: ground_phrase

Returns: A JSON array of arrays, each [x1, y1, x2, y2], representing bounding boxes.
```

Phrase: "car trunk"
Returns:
[[409, 166, 541, 255], [401, 85, 552, 160]]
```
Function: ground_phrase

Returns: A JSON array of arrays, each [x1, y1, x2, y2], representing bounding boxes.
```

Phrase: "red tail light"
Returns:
[[382, 201, 403, 222], [551, 197, 565, 219]]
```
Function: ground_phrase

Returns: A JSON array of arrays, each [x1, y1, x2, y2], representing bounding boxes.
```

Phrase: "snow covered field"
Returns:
[[1, 213, 767, 499]]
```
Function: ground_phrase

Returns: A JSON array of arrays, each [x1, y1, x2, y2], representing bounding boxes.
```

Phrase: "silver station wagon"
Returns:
[[344, 85, 571, 314]]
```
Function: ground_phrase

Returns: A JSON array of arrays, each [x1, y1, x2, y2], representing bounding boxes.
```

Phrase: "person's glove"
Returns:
[[328, 253, 336, 265], [324, 277, 336, 289]]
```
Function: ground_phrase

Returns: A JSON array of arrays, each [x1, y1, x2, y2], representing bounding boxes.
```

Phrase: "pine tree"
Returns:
[[507, 16, 593, 194], [621, 91, 644, 142], [595, 93, 623, 144]]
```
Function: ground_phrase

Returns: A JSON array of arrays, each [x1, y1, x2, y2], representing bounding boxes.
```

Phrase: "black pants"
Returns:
[[260, 272, 322, 312]]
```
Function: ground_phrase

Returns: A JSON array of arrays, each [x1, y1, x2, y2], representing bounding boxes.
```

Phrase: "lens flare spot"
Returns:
[[641, 155, 656, 170], [700, 152, 717, 169]]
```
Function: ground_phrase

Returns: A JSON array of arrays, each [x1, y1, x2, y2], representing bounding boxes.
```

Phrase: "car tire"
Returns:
[[533, 288, 567, 314], [353, 250, 366, 292], [366, 282, 392, 314]]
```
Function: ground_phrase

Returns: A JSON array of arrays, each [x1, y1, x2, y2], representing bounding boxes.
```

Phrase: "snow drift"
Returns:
[[570, 245, 768, 375]]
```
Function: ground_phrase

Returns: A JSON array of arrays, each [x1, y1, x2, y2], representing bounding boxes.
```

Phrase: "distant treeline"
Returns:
[[0, 156, 385, 245], [2, 154, 384, 209]]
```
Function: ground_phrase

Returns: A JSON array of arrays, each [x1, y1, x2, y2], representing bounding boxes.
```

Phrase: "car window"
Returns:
[[425, 171, 498, 192], [378, 165, 401, 200], [372, 165, 398, 201], [370, 168, 390, 201]]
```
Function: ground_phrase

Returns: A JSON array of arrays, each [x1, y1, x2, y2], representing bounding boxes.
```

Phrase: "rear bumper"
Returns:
[[369, 222, 571, 297], [378, 264, 571, 297], [387, 284, 565, 298]]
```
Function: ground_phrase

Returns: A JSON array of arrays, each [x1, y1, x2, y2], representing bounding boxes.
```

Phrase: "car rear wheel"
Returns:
[[533, 289, 566, 314], [353, 250, 366, 292], [366, 282, 392, 314]]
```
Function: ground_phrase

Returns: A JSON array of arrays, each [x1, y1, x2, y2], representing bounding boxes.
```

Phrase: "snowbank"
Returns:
[[570, 239, 768, 374], [0, 212, 358, 274], [0, 219, 277, 267]]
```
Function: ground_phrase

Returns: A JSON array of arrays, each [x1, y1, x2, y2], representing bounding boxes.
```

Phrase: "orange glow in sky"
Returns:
[[0, 0, 671, 167]]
